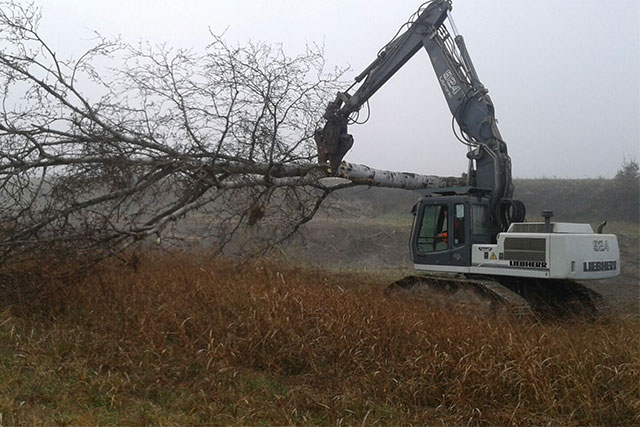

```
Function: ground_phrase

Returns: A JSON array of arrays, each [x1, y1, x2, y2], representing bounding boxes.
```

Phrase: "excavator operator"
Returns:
[[437, 209, 463, 245]]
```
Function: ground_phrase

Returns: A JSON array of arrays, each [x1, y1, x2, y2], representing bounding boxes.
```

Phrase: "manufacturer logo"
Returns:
[[583, 260, 617, 272], [509, 260, 548, 269]]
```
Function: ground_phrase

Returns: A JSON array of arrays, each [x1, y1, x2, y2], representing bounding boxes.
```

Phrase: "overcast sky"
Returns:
[[35, 0, 640, 178]]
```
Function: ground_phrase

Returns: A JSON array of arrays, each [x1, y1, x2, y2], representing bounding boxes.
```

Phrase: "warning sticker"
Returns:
[[490, 253, 497, 260]]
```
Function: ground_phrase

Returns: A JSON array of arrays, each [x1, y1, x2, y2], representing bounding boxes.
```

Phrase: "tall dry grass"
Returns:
[[1, 252, 638, 425]]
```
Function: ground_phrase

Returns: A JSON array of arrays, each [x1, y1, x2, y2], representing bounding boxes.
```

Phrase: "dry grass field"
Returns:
[[1, 253, 638, 425]]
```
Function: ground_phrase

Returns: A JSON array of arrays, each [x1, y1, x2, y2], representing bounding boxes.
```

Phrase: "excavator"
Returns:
[[315, 0, 620, 317]]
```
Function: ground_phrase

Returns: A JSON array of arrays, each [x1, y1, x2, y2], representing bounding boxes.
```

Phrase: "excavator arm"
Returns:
[[317, 0, 523, 234]]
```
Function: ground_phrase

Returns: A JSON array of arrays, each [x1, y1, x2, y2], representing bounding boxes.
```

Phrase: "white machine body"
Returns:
[[415, 222, 620, 279]]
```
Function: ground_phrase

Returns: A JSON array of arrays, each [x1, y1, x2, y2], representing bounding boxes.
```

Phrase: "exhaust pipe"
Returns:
[[542, 210, 553, 233]]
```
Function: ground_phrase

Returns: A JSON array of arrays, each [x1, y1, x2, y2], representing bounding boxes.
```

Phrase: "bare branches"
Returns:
[[0, 2, 351, 269]]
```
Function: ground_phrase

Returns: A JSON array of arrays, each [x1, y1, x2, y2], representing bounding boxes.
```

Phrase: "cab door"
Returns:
[[411, 198, 472, 268]]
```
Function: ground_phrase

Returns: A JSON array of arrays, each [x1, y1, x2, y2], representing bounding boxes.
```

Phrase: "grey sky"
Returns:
[[36, 0, 640, 178]]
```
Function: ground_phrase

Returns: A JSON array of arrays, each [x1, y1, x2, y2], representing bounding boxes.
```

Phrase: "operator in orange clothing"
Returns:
[[437, 209, 462, 245]]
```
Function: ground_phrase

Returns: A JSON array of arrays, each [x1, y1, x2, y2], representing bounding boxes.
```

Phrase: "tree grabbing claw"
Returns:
[[315, 100, 354, 174]]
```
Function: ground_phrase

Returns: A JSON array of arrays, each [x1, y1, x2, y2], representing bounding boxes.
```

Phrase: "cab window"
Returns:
[[472, 204, 489, 235], [417, 204, 449, 254]]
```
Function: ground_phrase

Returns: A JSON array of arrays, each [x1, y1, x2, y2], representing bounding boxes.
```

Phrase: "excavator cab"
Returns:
[[410, 193, 492, 270]]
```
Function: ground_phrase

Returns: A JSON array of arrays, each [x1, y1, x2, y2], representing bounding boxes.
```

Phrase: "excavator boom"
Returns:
[[317, 0, 520, 236]]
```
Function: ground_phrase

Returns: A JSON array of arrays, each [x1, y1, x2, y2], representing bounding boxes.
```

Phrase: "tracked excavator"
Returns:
[[316, 0, 620, 317]]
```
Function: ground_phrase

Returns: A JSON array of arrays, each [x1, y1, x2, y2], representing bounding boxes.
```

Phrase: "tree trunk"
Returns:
[[333, 162, 465, 190]]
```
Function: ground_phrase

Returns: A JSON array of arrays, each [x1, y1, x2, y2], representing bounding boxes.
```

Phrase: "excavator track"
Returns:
[[493, 276, 610, 319], [386, 274, 609, 319]]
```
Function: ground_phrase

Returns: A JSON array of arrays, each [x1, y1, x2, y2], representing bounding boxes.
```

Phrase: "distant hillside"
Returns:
[[514, 178, 639, 224], [322, 176, 639, 224]]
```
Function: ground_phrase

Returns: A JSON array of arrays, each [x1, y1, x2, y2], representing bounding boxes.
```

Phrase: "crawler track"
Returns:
[[386, 274, 609, 319]]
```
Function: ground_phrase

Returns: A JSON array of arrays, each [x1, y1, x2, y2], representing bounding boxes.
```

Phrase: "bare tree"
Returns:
[[0, 2, 461, 270], [0, 1, 342, 265]]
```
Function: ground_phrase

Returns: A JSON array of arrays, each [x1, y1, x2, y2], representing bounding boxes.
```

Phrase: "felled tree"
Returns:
[[0, 1, 353, 265], [0, 2, 460, 269]]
